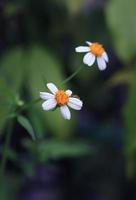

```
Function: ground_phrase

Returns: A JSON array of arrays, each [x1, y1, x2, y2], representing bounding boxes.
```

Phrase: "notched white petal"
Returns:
[[66, 90, 72, 96], [40, 92, 54, 100], [83, 52, 95, 66], [75, 46, 90, 53], [42, 99, 57, 111], [86, 41, 92, 46], [97, 57, 107, 71], [68, 97, 83, 110], [102, 52, 109, 62], [60, 105, 71, 120], [47, 83, 58, 94]]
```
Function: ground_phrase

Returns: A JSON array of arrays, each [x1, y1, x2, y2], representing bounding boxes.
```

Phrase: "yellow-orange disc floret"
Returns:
[[55, 90, 69, 106], [89, 43, 104, 57]]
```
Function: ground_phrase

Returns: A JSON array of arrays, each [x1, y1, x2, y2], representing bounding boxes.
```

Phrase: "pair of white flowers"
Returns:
[[40, 41, 109, 120]]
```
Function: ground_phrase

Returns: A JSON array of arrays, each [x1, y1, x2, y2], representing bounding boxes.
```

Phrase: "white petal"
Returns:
[[47, 83, 58, 94], [86, 41, 92, 45], [40, 92, 54, 100], [68, 97, 83, 110], [102, 52, 109, 62], [97, 57, 107, 71], [75, 46, 90, 52], [42, 99, 57, 111], [65, 89, 72, 96], [60, 105, 71, 120], [83, 52, 95, 66]]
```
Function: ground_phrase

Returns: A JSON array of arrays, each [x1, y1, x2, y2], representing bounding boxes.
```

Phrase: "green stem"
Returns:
[[19, 98, 41, 112], [0, 119, 14, 185], [61, 66, 83, 85]]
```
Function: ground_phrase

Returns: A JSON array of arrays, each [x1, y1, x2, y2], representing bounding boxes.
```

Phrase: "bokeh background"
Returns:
[[0, 0, 136, 199]]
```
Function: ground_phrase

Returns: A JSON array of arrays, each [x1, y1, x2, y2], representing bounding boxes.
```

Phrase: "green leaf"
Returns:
[[0, 175, 20, 200], [123, 71, 136, 177], [0, 48, 25, 131], [106, 70, 133, 88], [28, 107, 46, 140], [24, 139, 91, 161], [124, 72, 136, 154], [52, 0, 85, 15], [17, 115, 36, 141], [65, 0, 85, 15], [39, 140, 91, 161], [106, 0, 136, 62]]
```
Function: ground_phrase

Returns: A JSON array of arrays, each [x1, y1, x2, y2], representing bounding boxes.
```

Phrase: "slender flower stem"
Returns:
[[60, 66, 83, 85], [0, 118, 14, 186], [20, 97, 41, 111]]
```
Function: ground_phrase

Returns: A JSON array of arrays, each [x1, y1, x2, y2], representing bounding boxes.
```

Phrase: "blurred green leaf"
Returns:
[[39, 140, 91, 161], [4, 2, 22, 17], [106, 70, 133, 88], [106, 0, 136, 62], [53, 0, 85, 15], [0, 175, 20, 200], [124, 72, 136, 154], [65, 0, 85, 15], [17, 115, 36, 140], [0, 48, 24, 91], [24, 139, 91, 162], [0, 48, 24, 131], [27, 46, 74, 138], [28, 107, 46, 140]]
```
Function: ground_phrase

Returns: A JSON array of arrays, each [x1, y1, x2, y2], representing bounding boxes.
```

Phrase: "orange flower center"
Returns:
[[55, 90, 69, 106], [89, 43, 104, 56]]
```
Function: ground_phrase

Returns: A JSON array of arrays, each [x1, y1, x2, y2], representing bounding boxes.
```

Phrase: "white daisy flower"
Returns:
[[40, 83, 83, 120], [75, 41, 109, 70]]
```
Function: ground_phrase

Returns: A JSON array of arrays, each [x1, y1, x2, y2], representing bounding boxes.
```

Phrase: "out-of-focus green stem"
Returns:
[[0, 118, 14, 186], [61, 66, 83, 85], [20, 97, 41, 111]]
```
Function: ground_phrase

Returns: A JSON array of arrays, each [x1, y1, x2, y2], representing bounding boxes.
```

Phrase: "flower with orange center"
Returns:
[[55, 90, 69, 106], [40, 83, 83, 120], [75, 41, 109, 70], [89, 43, 104, 57]]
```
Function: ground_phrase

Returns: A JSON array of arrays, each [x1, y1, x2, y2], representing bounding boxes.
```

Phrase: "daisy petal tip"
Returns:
[[47, 83, 58, 94], [66, 89, 72, 96], [39, 92, 54, 100], [60, 106, 71, 120], [102, 52, 109, 63], [75, 46, 90, 53], [86, 41, 92, 45], [75, 47, 80, 52], [42, 99, 57, 111], [97, 57, 107, 71], [83, 52, 95, 66], [68, 98, 83, 110]]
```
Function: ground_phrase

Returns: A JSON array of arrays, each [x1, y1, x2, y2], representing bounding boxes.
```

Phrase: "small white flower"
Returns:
[[75, 41, 109, 70], [40, 83, 83, 120]]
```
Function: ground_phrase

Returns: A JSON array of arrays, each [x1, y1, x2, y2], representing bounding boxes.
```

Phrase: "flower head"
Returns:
[[40, 83, 83, 120], [75, 41, 109, 70]]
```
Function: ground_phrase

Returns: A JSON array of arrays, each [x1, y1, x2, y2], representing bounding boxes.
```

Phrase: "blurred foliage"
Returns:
[[0, 175, 20, 200], [106, 0, 136, 62], [52, 0, 85, 15], [17, 115, 36, 141], [106, 0, 136, 177], [23, 139, 91, 162], [123, 73, 136, 176], [0, 49, 24, 132], [107, 70, 133, 88]]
